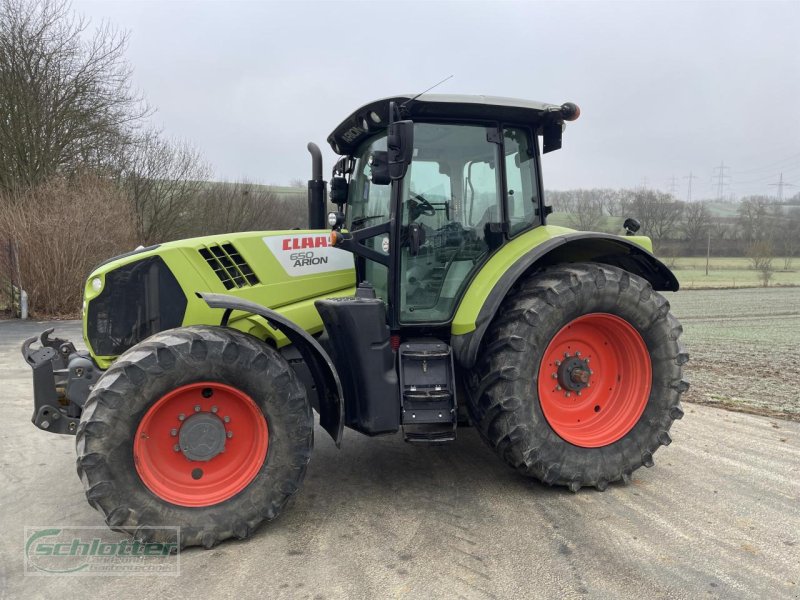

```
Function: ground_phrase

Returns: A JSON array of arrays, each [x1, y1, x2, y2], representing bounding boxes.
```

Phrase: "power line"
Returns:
[[667, 175, 678, 196], [732, 151, 800, 175], [712, 161, 730, 201], [684, 171, 699, 202], [768, 172, 796, 201]]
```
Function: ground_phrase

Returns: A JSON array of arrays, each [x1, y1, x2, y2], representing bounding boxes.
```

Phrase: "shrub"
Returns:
[[0, 175, 136, 316]]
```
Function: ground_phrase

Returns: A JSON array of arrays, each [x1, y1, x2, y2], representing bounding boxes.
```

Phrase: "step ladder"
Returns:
[[398, 340, 457, 442]]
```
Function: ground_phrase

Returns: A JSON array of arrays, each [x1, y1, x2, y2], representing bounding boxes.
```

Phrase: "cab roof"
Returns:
[[327, 94, 564, 155]]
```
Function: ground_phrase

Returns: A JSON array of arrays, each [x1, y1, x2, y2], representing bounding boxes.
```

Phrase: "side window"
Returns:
[[504, 128, 538, 236]]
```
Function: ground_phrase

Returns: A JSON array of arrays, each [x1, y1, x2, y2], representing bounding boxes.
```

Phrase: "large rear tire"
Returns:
[[466, 262, 689, 491], [76, 326, 313, 548]]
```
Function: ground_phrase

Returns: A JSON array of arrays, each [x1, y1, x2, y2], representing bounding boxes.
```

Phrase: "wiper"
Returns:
[[351, 214, 386, 227]]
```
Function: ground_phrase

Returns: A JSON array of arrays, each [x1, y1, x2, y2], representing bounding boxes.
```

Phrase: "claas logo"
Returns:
[[281, 236, 329, 251]]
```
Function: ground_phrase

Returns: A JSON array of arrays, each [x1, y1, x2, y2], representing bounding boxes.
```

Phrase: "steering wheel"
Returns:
[[408, 192, 436, 221]]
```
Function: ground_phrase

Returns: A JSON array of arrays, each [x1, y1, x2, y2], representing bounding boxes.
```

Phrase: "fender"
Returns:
[[450, 231, 679, 369], [199, 292, 344, 447]]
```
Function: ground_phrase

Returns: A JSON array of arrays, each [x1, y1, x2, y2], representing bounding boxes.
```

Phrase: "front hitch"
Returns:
[[22, 329, 100, 435]]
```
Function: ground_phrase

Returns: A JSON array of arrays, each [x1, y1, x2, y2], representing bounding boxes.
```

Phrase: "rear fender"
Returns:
[[199, 292, 344, 447], [450, 232, 679, 369]]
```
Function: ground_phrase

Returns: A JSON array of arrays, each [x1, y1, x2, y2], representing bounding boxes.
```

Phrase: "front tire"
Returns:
[[466, 263, 689, 491], [76, 326, 313, 548]]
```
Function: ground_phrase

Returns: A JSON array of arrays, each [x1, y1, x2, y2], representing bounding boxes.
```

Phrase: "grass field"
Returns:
[[669, 286, 800, 420], [670, 256, 799, 289]]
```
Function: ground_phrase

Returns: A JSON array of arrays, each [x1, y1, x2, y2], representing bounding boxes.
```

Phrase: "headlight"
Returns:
[[91, 277, 103, 292]]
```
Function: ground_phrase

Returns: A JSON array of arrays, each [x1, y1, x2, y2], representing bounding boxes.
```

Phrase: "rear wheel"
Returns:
[[76, 326, 313, 548], [466, 262, 689, 491]]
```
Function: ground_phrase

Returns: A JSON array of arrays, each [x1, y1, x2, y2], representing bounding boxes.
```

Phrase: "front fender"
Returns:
[[450, 230, 679, 369], [199, 292, 344, 447]]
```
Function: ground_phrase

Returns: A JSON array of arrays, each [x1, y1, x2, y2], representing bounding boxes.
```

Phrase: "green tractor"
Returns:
[[23, 95, 688, 548]]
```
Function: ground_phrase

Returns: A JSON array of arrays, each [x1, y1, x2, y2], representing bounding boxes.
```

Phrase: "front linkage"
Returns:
[[22, 329, 99, 435]]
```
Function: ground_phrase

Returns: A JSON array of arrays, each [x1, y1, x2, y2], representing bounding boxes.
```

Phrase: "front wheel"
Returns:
[[466, 263, 689, 491], [76, 326, 313, 548]]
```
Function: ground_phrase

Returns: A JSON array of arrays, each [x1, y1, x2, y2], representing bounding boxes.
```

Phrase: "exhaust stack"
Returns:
[[306, 143, 327, 229]]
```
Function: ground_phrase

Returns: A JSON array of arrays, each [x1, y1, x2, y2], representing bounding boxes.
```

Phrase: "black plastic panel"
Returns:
[[87, 256, 187, 356], [315, 297, 400, 435]]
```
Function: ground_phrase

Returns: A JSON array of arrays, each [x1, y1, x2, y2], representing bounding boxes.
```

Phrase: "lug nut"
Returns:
[[194, 405, 201, 412], [223, 416, 230, 423], [556, 386, 562, 391], [173, 444, 180, 452], [555, 360, 561, 367], [226, 431, 233, 439], [211, 406, 218, 413], [565, 392, 571, 398], [170, 428, 177, 437], [575, 351, 581, 357], [577, 391, 582, 396], [178, 413, 185, 421]]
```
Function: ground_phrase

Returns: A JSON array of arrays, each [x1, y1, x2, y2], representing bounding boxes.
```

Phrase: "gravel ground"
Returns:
[[1, 310, 799, 600]]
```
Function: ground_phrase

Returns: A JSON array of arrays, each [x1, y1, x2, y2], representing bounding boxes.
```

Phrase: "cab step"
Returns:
[[398, 340, 457, 443]]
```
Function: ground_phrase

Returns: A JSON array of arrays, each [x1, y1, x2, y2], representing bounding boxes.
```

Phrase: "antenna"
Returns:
[[400, 75, 454, 111]]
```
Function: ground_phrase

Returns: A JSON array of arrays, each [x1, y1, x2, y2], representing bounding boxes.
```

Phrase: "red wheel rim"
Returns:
[[133, 382, 268, 507], [537, 313, 651, 448]]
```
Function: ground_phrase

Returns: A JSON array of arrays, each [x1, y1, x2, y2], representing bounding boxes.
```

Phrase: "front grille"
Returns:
[[199, 243, 259, 290], [87, 256, 187, 356]]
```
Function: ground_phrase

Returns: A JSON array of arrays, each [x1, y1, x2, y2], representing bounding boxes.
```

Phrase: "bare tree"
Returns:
[[0, 0, 148, 194], [119, 131, 209, 244], [682, 201, 712, 251], [736, 196, 771, 242], [778, 207, 800, 270], [621, 189, 684, 242], [288, 178, 305, 188], [746, 240, 775, 287], [564, 191, 604, 231], [184, 180, 306, 236]]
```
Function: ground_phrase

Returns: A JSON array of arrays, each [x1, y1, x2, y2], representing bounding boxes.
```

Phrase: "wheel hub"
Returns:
[[556, 354, 592, 393], [178, 413, 226, 461]]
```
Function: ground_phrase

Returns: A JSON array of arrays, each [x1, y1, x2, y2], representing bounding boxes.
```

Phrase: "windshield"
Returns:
[[347, 133, 389, 231]]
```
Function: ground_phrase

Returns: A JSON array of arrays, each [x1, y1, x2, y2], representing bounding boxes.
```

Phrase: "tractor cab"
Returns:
[[324, 95, 579, 330]]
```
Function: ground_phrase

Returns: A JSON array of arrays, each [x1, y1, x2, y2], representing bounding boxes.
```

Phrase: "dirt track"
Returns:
[[1, 315, 799, 599]]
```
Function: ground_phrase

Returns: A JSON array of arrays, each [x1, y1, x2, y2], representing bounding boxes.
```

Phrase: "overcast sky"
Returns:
[[75, 0, 800, 199]]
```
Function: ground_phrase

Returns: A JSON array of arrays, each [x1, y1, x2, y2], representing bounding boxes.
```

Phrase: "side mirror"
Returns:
[[542, 121, 562, 154], [330, 176, 348, 205], [368, 151, 391, 185], [387, 120, 414, 180]]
